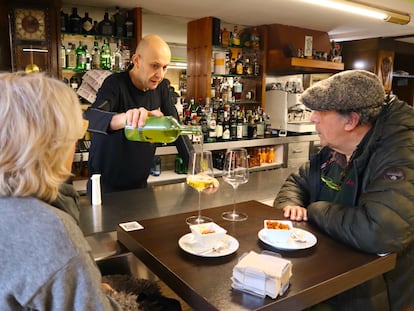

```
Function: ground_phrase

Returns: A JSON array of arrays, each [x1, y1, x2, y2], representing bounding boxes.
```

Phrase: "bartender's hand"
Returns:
[[282, 205, 308, 222], [110, 108, 164, 130]]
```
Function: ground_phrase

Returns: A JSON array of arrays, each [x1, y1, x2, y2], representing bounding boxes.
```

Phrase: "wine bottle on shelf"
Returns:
[[113, 7, 125, 37], [85, 45, 91, 71], [113, 40, 123, 71], [60, 44, 66, 68], [66, 43, 77, 69], [98, 10, 114, 36], [100, 40, 111, 70], [124, 11, 135, 38], [124, 116, 202, 143], [60, 10, 68, 32], [232, 25, 240, 47], [235, 53, 244, 75], [76, 41, 87, 70], [68, 8, 82, 34], [91, 41, 101, 69], [81, 12, 93, 35]]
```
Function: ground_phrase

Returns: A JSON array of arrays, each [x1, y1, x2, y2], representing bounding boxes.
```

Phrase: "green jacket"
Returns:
[[275, 97, 414, 311]]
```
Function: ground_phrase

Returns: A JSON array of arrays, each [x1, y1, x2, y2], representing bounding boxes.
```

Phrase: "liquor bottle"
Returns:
[[236, 111, 244, 140], [85, 45, 91, 70], [70, 75, 80, 91], [206, 107, 217, 143], [81, 12, 93, 35], [68, 8, 82, 34], [222, 111, 230, 140], [150, 156, 161, 176], [244, 57, 253, 75], [229, 105, 237, 140], [76, 41, 87, 70], [113, 7, 125, 37], [232, 25, 240, 47], [60, 44, 66, 68], [100, 40, 111, 70], [91, 41, 100, 69], [233, 78, 242, 101], [251, 27, 260, 49], [248, 115, 257, 138], [124, 116, 202, 143], [124, 11, 135, 38], [235, 53, 244, 75], [215, 99, 224, 141], [60, 10, 68, 32], [113, 40, 123, 71], [122, 42, 131, 69], [221, 28, 230, 46], [98, 10, 114, 36], [253, 54, 260, 76], [66, 43, 77, 69]]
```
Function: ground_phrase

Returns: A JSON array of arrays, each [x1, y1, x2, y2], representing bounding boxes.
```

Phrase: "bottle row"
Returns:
[[212, 19, 261, 49], [211, 76, 257, 104], [213, 49, 261, 76], [176, 98, 275, 143], [61, 7, 134, 38], [61, 39, 131, 72]]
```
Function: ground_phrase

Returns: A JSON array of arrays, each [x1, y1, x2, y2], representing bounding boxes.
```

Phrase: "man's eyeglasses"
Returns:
[[320, 173, 342, 191], [320, 152, 350, 191]]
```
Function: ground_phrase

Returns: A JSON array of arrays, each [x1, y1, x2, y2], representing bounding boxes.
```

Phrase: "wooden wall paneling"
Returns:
[[267, 23, 331, 54], [0, 1, 11, 71], [187, 16, 213, 100]]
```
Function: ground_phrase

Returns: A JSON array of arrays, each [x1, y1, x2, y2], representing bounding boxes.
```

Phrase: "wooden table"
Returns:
[[117, 200, 396, 311]]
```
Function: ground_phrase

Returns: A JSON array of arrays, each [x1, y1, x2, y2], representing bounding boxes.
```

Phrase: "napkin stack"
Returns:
[[231, 251, 292, 299]]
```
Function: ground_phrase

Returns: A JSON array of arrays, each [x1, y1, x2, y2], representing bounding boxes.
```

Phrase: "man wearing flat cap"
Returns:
[[274, 70, 414, 310]]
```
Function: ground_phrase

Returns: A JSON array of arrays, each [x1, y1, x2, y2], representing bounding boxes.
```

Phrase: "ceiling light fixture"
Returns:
[[168, 62, 187, 69], [304, 0, 410, 25]]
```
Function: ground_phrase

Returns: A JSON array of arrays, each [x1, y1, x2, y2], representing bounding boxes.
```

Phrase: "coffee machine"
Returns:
[[264, 89, 315, 136]]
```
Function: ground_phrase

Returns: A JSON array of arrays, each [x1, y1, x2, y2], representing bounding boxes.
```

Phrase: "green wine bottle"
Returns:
[[124, 116, 202, 143]]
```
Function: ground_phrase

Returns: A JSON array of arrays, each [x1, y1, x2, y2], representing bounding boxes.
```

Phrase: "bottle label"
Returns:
[[83, 21, 93, 32]]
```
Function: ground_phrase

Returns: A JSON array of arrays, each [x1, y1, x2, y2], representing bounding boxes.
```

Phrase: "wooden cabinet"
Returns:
[[186, 16, 267, 105], [342, 38, 414, 103], [266, 23, 344, 74]]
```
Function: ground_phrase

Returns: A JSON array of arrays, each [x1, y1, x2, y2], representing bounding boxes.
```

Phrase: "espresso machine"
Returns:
[[264, 89, 315, 136]]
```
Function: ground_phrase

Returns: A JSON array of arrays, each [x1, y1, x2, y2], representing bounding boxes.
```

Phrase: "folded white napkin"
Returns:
[[231, 251, 292, 299]]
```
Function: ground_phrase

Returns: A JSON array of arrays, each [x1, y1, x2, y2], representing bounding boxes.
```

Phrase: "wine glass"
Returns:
[[186, 150, 217, 225], [222, 148, 249, 221]]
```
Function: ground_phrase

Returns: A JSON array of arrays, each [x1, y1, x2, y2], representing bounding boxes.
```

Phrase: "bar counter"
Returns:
[[79, 168, 295, 236]]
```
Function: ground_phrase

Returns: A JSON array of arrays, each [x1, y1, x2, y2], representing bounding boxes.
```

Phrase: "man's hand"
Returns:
[[110, 108, 164, 130], [282, 205, 308, 221]]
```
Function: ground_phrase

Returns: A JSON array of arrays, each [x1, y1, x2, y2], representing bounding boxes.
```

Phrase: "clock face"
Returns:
[[14, 8, 46, 41]]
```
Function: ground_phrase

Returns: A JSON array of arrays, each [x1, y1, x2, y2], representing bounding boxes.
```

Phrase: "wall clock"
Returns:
[[13, 8, 47, 42], [8, 5, 52, 73]]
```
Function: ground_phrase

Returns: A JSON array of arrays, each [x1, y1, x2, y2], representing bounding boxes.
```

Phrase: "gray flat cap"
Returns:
[[301, 70, 385, 112]]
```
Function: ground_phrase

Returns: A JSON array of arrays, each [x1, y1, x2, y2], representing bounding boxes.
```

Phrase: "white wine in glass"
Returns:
[[186, 150, 217, 225], [222, 148, 249, 221]]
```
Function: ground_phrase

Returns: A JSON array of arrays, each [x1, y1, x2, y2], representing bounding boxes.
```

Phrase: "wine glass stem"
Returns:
[[232, 186, 238, 215], [198, 191, 202, 219]]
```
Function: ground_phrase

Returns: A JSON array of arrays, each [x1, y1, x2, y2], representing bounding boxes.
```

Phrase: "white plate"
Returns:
[[178, 233, 239, 257], [258, 228, 317, 251]]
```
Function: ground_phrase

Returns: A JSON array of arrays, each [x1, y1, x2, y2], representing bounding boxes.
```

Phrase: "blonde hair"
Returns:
[[0, 72, 84, 201]]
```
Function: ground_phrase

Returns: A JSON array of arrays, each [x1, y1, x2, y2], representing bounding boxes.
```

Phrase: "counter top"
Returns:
[[79, 168, 295, 236]]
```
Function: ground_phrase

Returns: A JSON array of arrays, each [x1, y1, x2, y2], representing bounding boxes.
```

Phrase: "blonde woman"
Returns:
[[0, 72, 122, 310]]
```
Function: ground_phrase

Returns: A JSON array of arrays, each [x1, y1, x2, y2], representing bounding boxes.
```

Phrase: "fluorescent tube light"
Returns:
[[168, 62, 187, 69], [22, 48, 49, 53], [304, 0, 410, 25]]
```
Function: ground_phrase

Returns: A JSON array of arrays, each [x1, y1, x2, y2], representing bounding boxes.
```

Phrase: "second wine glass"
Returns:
[[222, 148, 249, 221], [186, 150, 217, 225]]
